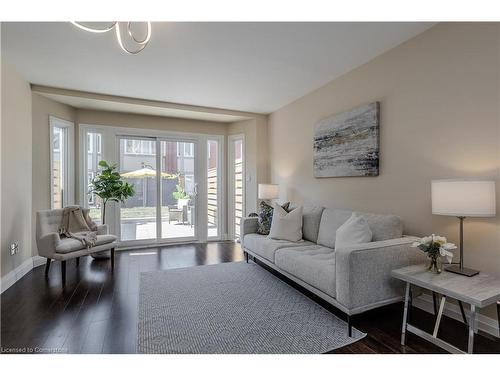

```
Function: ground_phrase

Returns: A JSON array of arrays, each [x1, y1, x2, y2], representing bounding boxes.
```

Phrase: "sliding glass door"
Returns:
[[160, 140, 196, 240], [81, 125, 224, 246], [119, 137, 158, 241], [118, 136, 198, 243]]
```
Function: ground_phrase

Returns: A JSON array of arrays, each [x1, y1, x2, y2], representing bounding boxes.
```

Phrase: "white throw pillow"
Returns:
[[335, 213, 372, 248], [268, 204, 303, 242]]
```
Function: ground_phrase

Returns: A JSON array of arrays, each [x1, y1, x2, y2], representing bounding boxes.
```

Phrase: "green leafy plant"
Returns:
[[172, 184, 190, 200], [89, 160, 135, 224]]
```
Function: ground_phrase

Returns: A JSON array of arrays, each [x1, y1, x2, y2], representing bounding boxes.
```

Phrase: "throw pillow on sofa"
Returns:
[[257, 201, 290, 235], [335, 213, 372, 248], [268, 204, 303, 242]]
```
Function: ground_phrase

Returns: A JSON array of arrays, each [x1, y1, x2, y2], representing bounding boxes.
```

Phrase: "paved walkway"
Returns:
[[121, 220, 217, 241]]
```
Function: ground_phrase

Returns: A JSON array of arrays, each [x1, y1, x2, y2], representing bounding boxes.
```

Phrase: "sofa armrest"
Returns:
[[96, 224, 109, 235], [335, 236, 426, 311], [37, 232, 61, 258], [240, 217, 259, 246]]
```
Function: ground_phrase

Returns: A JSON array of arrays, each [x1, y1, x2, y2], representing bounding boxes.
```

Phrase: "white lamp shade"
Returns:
[[431, 179, 496, 217], [258, 184, 279, 200]]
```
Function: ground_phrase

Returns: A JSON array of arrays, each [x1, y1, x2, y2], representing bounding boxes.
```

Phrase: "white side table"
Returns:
[[391, 265, 500, 354]]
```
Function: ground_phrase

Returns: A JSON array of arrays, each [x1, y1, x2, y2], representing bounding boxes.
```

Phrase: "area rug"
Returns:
[[137, 262, 365, 354]]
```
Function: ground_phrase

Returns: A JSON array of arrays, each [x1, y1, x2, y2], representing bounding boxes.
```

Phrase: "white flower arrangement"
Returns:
[[411, 234, 456, 264]]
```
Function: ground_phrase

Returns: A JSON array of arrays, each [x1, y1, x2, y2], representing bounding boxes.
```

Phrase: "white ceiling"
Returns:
[[2, 22, 434, 114]]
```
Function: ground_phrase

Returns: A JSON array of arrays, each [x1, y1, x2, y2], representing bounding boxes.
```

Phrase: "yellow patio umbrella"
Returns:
[[121, 166, 177, 179]]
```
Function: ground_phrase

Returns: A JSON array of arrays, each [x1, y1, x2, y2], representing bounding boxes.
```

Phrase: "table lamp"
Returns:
[[258, 184, 279, 201], [431, 179, 496, 276]]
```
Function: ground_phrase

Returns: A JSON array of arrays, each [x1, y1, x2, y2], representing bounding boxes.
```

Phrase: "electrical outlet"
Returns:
[[10, 241, 19, 256]]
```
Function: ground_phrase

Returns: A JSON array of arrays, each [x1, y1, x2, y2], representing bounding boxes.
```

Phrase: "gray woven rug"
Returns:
[[138, 262, 365, 354]]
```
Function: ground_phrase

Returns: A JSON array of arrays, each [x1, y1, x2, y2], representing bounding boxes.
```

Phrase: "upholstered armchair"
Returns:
[[36, 207, 117, 283]]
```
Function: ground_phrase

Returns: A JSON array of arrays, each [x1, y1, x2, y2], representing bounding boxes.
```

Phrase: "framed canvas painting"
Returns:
[[313, 102, 379, 177]]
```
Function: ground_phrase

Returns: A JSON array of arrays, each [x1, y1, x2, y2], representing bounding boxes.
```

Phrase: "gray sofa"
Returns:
[[36, 207, 117, 283], [240, 206, 426, 336]]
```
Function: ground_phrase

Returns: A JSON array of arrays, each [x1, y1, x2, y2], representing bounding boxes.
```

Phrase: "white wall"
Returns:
[[1, 59, 33, 277]]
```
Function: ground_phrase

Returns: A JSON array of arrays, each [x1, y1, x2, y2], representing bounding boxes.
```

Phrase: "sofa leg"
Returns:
[[76, 257, 80, 267], [111, 248, 115, 270], [347, 315, 353, 337], [44, 259, 51, 276], [61, 261, 66, 284], [244, 251, 248, 263]]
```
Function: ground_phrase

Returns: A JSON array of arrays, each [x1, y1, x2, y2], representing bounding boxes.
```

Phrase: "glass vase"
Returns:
[[427, 257, 442, 274]]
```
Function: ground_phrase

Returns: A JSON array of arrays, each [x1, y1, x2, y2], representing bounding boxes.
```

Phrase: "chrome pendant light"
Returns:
[[71, 22, 151, 55]]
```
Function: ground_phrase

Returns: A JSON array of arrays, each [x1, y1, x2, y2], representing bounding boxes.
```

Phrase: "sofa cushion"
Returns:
[[243, 233, 314, 263], [269, 205, 303, 242], [335, 213, 372, 248], [354, 212, 403, 241], [275, 245, 336, 298], [316, 208, 352, 248], [301, 205, 324, 243], [257, 201, 290, 235], [56, 234, 117, 254]]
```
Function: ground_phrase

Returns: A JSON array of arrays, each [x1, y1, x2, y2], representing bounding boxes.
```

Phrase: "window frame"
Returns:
[[49, 116, 75, 209], [83, 130, 104, 209], [228, 134, 245, 240]]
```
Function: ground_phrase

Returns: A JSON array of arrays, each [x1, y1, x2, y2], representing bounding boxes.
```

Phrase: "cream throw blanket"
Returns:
[[59, 206, 98, 248]]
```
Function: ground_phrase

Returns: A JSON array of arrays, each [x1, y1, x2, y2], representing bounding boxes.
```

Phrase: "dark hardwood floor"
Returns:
[[1, 242, 498, 354]]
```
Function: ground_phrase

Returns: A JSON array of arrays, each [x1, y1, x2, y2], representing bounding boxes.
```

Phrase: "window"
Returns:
[[184, 143, 194, 157], [85, 131, 103, 224], [229, 135, 245, 240], [96, 134, 101, 154], [125, 139, 155, 155], [177, 142, 194, 157], [87, 133, 93, 153], [207, 139, 220, 238], [50, 117, 74, 209]]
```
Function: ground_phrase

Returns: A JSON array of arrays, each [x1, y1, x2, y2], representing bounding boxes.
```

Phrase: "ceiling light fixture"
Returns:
[[71, 22, 152, 55]]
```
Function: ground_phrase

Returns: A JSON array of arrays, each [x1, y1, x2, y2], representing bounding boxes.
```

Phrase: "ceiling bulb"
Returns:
[[71, 21, 151, 55]]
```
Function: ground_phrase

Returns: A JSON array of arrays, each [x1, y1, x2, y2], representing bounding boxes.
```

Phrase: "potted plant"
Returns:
[[172, 184, 190, 209], [89, 160, 135, 224], [89, 160, 135, 258]]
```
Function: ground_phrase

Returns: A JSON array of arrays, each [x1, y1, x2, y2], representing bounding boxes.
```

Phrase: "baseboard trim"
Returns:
[[413, 294, 499, 338], [33, 255, 46, 267], [1, 256, 43, 294]]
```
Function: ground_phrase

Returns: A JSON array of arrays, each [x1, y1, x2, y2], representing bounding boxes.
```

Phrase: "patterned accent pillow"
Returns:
[[257, 201, 290, 235]]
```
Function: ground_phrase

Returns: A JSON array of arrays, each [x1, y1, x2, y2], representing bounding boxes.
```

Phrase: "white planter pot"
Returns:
[[177, 198, 190, 210]]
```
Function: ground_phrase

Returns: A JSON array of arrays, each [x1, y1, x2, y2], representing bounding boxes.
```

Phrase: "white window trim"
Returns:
[[49, 116, 75, 209], [207, 135, 225, 240], [228, 134, 245, 240]]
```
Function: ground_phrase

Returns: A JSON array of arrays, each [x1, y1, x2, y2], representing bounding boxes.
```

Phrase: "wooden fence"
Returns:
[[234, 159, 243, 238], [207, 167, 218, 229]]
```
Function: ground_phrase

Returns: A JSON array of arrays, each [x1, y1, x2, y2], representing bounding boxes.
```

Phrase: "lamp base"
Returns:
[[445, 265, 479, 277]]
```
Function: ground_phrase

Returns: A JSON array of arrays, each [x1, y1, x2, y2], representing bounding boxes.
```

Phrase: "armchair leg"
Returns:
[[61, 261, 66, 284], [76, 257, 80, 267], [111, 248, 115, 270], [44, 259, 51, 276]]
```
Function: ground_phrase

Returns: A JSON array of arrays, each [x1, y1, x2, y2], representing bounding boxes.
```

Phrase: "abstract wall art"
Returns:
[[313, 102, 379, 177]]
